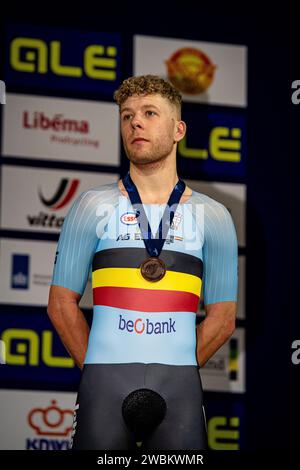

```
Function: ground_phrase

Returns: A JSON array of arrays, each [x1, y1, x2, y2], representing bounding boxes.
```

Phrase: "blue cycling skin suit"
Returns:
[[51, 180, 238, 450]]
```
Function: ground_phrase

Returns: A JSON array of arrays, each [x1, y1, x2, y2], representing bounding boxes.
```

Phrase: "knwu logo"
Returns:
[[27, 399, 73, 450], [118, 315, 176, 335]]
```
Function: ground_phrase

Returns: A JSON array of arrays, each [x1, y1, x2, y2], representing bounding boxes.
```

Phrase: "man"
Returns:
[[48, 75, 238, 450]]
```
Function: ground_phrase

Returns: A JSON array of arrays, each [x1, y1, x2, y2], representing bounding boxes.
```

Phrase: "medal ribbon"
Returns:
[[122, 171, 186, 258]]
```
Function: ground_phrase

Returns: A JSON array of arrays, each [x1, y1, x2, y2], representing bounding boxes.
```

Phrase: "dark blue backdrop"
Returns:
[[0, 5, 297, 450]]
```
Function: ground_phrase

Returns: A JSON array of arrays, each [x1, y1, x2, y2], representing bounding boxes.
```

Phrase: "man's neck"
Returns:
[[128, 163, 179, 204]]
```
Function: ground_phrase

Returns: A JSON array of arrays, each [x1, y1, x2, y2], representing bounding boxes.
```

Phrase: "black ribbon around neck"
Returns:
[[122, 171, 186, 258]]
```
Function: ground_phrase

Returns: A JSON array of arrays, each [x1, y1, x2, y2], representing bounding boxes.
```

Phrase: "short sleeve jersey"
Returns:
[[51, 181, 238, 367]]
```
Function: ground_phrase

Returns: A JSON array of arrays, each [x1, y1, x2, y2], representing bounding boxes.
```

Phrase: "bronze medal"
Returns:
[[140, 257, 166, 282], [122, 172, 186, 284]]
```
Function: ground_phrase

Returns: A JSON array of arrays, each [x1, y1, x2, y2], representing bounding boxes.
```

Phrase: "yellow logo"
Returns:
[[208, 416, 240, 450], [10, 37, 117, 80], [1, 328, 74, 368], [179, 127, 241, 162]]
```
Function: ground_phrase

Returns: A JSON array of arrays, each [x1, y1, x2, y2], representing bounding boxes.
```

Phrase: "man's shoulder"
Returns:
[[80, 180, 119, 196], [75, 180, 120, 204], [191, 188, 226, 211], [189, 189, 233, 229], [190, 190, 235, 243]]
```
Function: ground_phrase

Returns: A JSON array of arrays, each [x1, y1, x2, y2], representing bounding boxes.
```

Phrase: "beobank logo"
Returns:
[[27, 399, 73, 450], [118, 314, 176, 335]]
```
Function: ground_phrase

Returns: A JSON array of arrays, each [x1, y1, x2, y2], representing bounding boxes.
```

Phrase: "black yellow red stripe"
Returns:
[[93, 286, 199, 312], [92, 267, 201, 295], [92, 247, 203, 278], [91, 248, 202, 313]]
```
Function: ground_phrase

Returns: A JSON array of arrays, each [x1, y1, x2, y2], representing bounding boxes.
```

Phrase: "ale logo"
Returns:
[[5, 28, 121, 94], [1, 328, 75, 368], [10, 37, 117, 81], [208, 416, 240, 450]]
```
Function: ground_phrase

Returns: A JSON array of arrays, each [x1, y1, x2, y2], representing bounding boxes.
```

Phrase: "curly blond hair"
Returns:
[[113, 75, 182, 118]]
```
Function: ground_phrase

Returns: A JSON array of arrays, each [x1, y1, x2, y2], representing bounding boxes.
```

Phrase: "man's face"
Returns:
[[120, 93, 180, 165]]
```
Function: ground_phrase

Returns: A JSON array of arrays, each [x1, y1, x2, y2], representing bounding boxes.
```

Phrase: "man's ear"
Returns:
[[174, 120, 186, 143]]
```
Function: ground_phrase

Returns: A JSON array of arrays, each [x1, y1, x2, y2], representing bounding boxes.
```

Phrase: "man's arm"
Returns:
[[196, 301, 237, 367], [47, 189, 110, 369], [47, 285, 90, 370], [197, 196, 238, 368]]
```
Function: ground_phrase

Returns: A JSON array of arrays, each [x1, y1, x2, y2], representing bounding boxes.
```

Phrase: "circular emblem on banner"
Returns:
[[165, 47, 216, 94]]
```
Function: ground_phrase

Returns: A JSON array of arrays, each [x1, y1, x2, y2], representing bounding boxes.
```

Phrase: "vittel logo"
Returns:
[[118, 314, 176, 335], [26, 179, 80, 229]]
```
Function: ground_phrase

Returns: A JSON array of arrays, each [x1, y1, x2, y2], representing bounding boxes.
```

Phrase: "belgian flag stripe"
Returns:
[[93, 286, 200, 312], [92, 247, 203, 279], [92, 267, 201, 296]]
